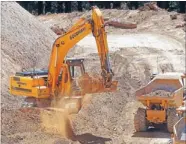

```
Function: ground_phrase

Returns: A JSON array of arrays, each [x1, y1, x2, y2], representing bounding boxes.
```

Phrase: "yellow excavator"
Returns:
[[9, 6, 117, 112]]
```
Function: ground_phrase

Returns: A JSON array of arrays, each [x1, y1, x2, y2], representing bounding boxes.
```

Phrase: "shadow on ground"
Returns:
[[53, 133, 111, 144], [73, 133, 112, 144], [132, 127, 171, 139]]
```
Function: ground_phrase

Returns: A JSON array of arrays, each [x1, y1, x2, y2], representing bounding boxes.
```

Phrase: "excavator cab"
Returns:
[[57, 58, 85, 84], [66, 58, 85, 79], [56, 58, 87, 97], [57, 57, 117, 97]]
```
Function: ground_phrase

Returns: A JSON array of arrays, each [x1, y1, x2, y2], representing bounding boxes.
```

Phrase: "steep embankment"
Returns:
[[1, 2, 56, 109]]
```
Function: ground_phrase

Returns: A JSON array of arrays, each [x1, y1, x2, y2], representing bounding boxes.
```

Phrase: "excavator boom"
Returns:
[[9, 6, 117, 99], [9, 7, 117, 138], [48, 6, 115, 95], [48, 18, 92, 94]]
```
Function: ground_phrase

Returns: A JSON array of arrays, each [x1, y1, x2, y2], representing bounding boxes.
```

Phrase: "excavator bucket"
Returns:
[[78, 73, 118, 94]]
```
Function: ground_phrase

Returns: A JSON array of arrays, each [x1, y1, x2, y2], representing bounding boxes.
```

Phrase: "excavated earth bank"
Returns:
[[1, 2, 185, 144]]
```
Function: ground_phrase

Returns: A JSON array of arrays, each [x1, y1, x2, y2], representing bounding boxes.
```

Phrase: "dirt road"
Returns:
[[76, 33, 185, 73], [68, 33, 185, 144]]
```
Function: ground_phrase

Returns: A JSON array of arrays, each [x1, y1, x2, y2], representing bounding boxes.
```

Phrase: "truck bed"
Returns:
[[136, 77, 184, 107]]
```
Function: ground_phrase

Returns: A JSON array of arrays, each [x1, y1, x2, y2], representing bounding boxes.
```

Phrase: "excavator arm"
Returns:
[[92, 7, 113, 87], [48, 17, 92, 94], [48, 6, 114, 95]]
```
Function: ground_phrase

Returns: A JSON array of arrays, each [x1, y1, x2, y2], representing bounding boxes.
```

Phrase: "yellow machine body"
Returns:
[[146, 109, 166, 123], [9, 6, 117, 103], [10, 76, 49, 98]]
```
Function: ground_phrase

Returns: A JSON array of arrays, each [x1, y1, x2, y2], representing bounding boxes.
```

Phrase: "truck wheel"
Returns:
[[134, 108, 148, 132], [168, 139, 173, 144], [167, 108, 179, 133]]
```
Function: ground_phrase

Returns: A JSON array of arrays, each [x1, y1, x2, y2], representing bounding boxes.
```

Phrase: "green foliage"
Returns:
[[168, 1, 179, 11], [17, 1, 185, 15]]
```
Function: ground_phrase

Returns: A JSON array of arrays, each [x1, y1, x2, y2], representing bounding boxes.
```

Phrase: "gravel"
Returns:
[[144, 90, 172, 97]]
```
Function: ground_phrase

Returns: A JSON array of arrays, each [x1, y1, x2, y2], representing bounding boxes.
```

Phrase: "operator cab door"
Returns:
[[67, 58, 85, 79], [67, 58, 85, 94], [58, 58, 85, 84], [58, 58, 85, 95], [58, 64, 71, 95]]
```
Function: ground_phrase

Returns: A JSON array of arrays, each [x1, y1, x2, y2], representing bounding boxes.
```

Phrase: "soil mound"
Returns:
[[145, 90, 172, 97], [1, 2, 56, 108]]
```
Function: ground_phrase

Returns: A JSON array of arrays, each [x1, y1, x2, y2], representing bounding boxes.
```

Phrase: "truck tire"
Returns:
[[134, 108, 148, 132], [167, 108, 179, 133], [168, 139, 173, 144]]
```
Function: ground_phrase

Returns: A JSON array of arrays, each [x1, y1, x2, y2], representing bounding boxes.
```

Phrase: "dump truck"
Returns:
[[134, 72, 186, 133], [170, 101, 186, 144]]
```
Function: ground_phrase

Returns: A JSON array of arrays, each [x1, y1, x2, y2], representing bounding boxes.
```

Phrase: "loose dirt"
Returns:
[[38, 8, 186, 40], [1, 2, 185, 144], [1, 2, 57, 109], [144, 90, 172, 97], [1, 2, 61, 144]]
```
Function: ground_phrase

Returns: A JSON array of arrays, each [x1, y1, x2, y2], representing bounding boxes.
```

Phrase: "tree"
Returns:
[[93, 1, 104, 8], [57, 1, 63, 13], [179, 1, 185, 13], [127, 1, 139, 9], [38, 1, 43, 15], [89, 1, 95, 7], [65, 2, 71, 13], [16, 1, 185, 14], [45, 1, 51, 13], [157, 1, 169, 9], [77, 1, 82, 11], [17, 1, 29, 10], [113, 1, 121, 9], [132, 1, 139, 9], [104, 2, 111, 9]]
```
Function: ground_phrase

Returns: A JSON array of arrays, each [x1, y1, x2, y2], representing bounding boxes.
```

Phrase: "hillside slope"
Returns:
[[1, 2, 56, 108]]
